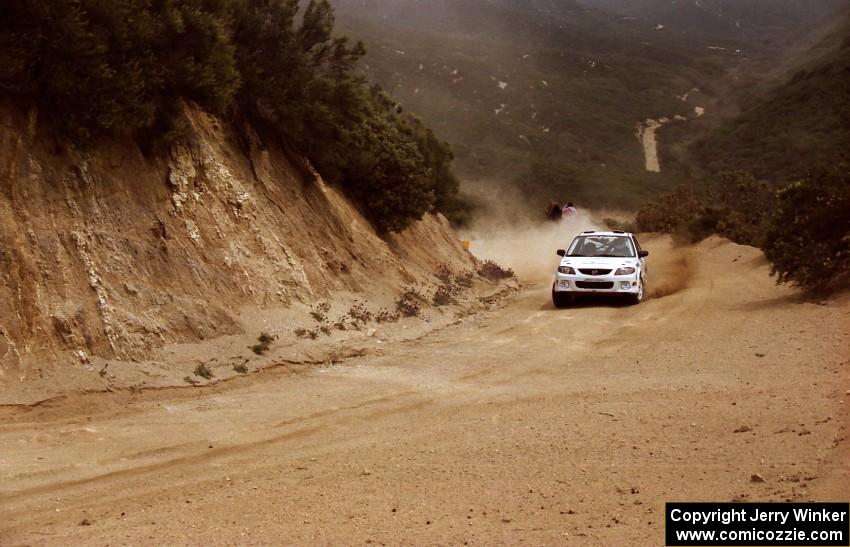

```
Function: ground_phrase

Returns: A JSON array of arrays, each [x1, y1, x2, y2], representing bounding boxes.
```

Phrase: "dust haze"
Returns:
[[460, 192, 694, 299], [460, 191, 604, 283], [647, 250, 693, 298]]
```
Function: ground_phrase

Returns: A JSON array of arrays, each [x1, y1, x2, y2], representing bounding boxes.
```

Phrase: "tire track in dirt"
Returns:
[[0, 424, 328, 504]]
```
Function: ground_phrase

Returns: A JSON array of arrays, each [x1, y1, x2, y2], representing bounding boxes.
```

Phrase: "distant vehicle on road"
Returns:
[[552, 231, 649, 307]]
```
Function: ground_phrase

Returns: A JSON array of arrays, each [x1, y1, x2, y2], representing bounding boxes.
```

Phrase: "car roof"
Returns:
[[573, 230, 634, 237]]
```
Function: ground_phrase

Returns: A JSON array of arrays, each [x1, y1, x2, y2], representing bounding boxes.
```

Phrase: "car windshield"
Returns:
[[567, 235, 635, 258]]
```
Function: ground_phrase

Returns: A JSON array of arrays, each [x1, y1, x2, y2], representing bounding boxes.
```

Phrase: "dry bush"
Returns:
[[294, 327, 318, 340], [310, 302, 331, 322], [347, 301, 373, 326], [477, 259, 515, 281], [194, 363, 214, 380], [375, 308, 401, 323], [435, 263, 454, 284], [432, 284, 456, 306], [396, 287, 425, 317], [251, 332, 276, 354], [455, 271, 475, 288]]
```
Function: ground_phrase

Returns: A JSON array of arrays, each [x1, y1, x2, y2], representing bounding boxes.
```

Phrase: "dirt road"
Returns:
[[2, 236, 848, 546]]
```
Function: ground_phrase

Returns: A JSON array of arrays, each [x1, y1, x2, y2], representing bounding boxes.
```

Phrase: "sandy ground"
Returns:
[[1, 235, 848, 546]]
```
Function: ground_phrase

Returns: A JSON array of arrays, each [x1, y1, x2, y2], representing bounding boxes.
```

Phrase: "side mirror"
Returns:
[[638, 250, 649, 258], [557, 249, 566, 257]]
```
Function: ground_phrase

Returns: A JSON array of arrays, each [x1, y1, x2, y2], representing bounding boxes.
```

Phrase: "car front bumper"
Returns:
[[552, 274, 641, 294]]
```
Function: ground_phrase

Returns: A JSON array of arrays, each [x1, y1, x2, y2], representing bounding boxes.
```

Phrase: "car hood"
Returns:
[[560, 256, 638, 269]]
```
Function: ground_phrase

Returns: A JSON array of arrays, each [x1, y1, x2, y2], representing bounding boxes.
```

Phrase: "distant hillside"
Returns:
[[690, 13, 850, 182], [574, 0, 848, 41], [638, 9, 850, 296], [332, 0, 734, 209]]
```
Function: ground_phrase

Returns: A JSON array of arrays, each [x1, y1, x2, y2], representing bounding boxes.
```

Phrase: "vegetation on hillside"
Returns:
[[0, 0, 462, 232], [332, 0, 734, 210], [0, 0, 240, 141], [637, 167, 850, 296], [692, 39, 850, 183], [637, 173, 776, 247], [763, 166, 850, 295], [639, 11, 850, 297]]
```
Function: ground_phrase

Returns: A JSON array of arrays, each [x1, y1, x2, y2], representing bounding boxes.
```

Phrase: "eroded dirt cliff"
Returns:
[[0, 105, 484, 403]]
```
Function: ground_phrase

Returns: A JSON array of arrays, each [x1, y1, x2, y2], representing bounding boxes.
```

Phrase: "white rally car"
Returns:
[[552, 231, 649, 307]]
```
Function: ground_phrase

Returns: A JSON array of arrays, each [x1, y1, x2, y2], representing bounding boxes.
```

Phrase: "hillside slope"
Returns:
[[690, 13, 850, 181], [332, 0, 730, 209], [0, 104, 480, 402]]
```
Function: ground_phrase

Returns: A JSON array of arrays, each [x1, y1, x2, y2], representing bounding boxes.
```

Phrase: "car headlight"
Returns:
[[558, 266, 575, 274], [615, 267, 636, 275]]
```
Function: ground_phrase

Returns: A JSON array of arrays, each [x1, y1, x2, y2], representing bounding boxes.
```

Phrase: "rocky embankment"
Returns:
[[0, 105, 511, 404]]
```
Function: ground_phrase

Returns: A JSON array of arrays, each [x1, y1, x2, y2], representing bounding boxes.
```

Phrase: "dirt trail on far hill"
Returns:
[[1, 235, 848, 546], [637, 119, 664, 172]]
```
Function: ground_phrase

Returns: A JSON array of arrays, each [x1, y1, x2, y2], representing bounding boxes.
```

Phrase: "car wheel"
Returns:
[[627, 278, 645, 305], [552, 286, 572, 308]]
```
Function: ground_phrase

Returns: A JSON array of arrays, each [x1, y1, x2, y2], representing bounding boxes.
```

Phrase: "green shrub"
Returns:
[[692, 46, 850, 184], [763, 166, 850, 295], [636, 184, 705, 238], [230, 1, 459, 232], [636, 173, 775, 246], [328, 102, 437, 232], [0, 0, 465, 231], [0, 0, 239, 142], [638, 167, 850, 296]]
